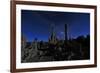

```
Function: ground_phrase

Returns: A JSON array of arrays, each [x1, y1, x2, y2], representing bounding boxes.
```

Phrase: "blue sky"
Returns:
[[21, 10, 90, 42]]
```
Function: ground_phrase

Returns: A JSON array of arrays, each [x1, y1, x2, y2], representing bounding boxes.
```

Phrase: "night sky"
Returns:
[[21, 10, 90, 42]]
